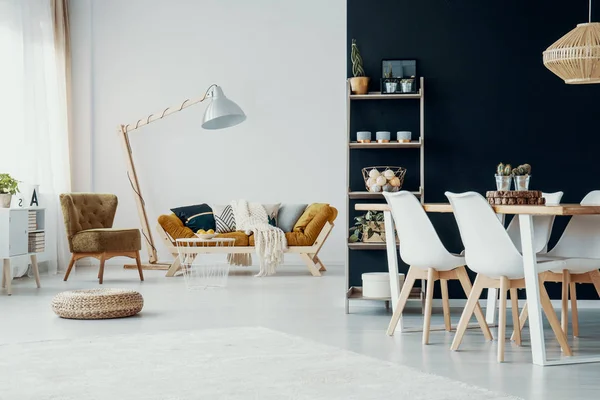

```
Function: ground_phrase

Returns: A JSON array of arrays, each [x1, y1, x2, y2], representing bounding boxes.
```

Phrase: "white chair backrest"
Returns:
[[506, 191, 563, 253], [446, 191, 524, 277], [383, 191, 454, 269], [549, 190, 600, 258]]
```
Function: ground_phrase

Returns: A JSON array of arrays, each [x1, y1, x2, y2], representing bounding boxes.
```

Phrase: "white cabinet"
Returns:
[[0, 208, 44, 295]]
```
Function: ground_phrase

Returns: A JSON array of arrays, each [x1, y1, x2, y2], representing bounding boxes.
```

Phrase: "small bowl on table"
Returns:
[[195, 233, 218, 240]]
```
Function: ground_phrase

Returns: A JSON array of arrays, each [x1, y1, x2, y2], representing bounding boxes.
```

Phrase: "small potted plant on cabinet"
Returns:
[[383, 65, 398, 93], [349, 211, 386, 243], [349, 39, 370, 95], [0, 173, 19, 208], [512, 164, 531, 191], [495, 163, 512, 191]]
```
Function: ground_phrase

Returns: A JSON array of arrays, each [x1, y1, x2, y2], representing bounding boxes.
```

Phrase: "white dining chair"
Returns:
[[446, 191, 571, 362], [383, 191, 492, 345], [506, 191, 564, 254], [515, 190, 600, 338]]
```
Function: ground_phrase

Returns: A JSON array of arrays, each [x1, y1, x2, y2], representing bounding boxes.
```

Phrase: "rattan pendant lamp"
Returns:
[[543, 0, 600, 84]]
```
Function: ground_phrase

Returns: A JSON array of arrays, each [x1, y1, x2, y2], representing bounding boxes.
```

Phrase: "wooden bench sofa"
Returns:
[[156, 204, 337, 277]]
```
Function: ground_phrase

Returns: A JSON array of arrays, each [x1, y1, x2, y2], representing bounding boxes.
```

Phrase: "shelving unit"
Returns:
[[345, 77, 426, 314]]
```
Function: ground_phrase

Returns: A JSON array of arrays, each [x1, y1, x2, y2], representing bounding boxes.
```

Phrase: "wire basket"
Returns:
[[362, 166, 406, 193], [175, 238, 235, 290]]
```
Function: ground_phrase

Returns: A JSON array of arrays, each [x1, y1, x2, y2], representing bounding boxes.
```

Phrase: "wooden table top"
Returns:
[[355, 203, 600, 216]]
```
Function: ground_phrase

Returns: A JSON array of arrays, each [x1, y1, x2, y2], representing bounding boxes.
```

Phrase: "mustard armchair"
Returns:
[[60, 193, 143, 284]]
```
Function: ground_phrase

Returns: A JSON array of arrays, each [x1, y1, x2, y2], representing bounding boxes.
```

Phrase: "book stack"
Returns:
[[28, 211, 37, 231], [28, 232, 45, 253]]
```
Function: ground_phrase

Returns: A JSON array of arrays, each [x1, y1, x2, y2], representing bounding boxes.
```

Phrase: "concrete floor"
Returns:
[[1, 264, 599, 400]]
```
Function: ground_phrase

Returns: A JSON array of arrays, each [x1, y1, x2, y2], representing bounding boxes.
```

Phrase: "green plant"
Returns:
[[512, 163, 531, 176], [351, 39, 366, 77], [348, 211, 384, 242], [400, 78, 414, 83], [0, 173, 19, 195], [384, 65, 393, 79], [496, 162, 513, 176]]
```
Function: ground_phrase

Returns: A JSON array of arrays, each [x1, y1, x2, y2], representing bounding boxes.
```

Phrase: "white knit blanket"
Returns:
[[230, 199, 287, 276]]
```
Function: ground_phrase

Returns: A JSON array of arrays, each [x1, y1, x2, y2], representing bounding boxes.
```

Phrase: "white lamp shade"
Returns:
[[201, 86, 246, 129]]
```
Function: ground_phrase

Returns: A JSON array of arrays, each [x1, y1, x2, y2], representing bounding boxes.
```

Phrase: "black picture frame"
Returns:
[[381, 59, 417, 79]]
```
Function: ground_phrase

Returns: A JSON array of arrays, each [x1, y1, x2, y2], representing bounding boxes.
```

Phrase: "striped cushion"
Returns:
[[212, 204, 236, 233]]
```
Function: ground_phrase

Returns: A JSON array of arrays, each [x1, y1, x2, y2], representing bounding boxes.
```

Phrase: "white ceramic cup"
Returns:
[[357, 131, 372, 142], [376, 131, 391, 142], [397, 131, 411, 142]]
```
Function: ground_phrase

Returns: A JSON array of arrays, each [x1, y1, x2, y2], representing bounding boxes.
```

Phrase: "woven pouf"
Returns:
[[51, 289, 144, 320]]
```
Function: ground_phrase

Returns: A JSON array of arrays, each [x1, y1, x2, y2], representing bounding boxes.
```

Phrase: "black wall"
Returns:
[[348, 0, 600, 299]]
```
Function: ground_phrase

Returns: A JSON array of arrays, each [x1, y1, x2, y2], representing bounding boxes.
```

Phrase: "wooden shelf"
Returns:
[[349, 140, 421, 149], [347, 286, 421, 301], [349, 91, 422, 100], [348, 190, 422, 199], [348, 241, 398, 250]]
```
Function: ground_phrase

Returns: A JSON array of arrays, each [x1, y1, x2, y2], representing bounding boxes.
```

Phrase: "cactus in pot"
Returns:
[[495, 163, 513, 191], [349, 39, 370, 94], [512, 163, 532, 191]]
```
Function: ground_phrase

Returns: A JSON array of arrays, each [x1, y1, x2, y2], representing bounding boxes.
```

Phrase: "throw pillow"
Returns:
[[170, 203, 215, 233], [293, 203, 329, 232], [263, 203, 281, 227], [212, 204, 236, 233], [277, 204, 308, 232]]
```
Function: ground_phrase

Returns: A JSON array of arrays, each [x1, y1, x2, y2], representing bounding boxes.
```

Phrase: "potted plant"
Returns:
[[495, 163, 512, 191], [383, 65, 398, 93], [0, 173, 19, 208], [349, 211, 386, 242], [512, 164, 531, 191], [349, 39, 370, 95], [400, 77, 415, 93]]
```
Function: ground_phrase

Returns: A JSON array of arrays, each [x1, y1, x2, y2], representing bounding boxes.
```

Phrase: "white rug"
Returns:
[[0, 327, 520, 400]]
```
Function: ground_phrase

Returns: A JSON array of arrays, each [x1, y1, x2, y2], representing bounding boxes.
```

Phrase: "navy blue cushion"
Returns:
[[170, 203, 215, 233]]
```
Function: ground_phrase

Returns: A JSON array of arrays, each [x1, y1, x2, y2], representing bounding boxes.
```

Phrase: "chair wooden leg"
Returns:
[[455, 267, 492, 340], [135, 251, 144, 281], [98, 253, 106, 284], [440, 278, 451, 331], [422, 268, 436, 345], [498, 277, 509, 362], [64, 255, 76, 282], [511, 302, 529, 341], [570, 282, 579, 337], [510, 288, 521, 346], [561, 270, 570, 335], [451, 274, 486, 351], [539, 277, 572, 356], [387, 267, 417, 336]]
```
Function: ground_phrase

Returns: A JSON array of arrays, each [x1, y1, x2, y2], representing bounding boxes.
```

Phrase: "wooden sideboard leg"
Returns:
[[30, 254, 41, 288], [3, 259, 12, 295]]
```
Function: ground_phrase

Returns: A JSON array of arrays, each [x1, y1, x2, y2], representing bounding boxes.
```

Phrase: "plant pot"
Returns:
[[362, 221, 386, 242], [495, 175, 511, 191], [513, 175, 531, 191], [385, 82, 398, 93], [349, 77, 370, 94], [0, 194, 12, 208]]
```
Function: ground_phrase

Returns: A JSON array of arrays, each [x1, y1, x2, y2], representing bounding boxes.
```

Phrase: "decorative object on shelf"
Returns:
[[119, 84, 245, 271], [362, 166, 406, 193], [381, 59, 416, 78], [486, 190, 545, 205], [396, 131, 411, 143], [357, 131, 372, 143], [512, 163, 532, 191], [0, 174, 19, 208], [400, 77, 416, 93], [375, 131, 391, 143], [349, 39, 370, 94], [543, 0, 600, 84], [382, 65, 399, 93], [495, 162, 513, 191], [362, 272, 405, 298], [348, 210, 386, 242]]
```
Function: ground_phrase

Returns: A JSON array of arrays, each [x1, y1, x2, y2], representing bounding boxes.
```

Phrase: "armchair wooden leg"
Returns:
[[135, 251, 144, 281], [510, 288, 521, 346], [98, 253, 106, 284], [64, 255, 76, 282], [570, 282, 579, 337]]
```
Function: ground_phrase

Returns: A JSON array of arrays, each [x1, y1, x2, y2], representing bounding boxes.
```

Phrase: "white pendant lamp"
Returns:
[[543, 0, 600, 84]]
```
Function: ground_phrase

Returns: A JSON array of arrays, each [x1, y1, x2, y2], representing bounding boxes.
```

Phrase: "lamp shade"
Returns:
[[543, 22, 600, 84], [201, 86, 246, 129]]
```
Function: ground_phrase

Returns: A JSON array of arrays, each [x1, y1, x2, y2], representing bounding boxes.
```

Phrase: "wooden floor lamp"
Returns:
[[119, 84, 246, 270]]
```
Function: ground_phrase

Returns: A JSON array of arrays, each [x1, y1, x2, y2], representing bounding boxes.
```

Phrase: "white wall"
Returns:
[[70, 0, 347, 266]]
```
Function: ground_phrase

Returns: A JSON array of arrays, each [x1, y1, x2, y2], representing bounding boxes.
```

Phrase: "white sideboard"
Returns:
[[0, 208, 44, 295]]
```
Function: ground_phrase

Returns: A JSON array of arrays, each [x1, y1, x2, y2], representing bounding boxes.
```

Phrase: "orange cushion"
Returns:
[[216, 231, 250, 246], [293, 203, 329, 232], [158, 214, 195, 239]]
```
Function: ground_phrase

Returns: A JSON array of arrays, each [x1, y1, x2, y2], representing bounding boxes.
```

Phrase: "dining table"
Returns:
[[356, 202, 600, 366]]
